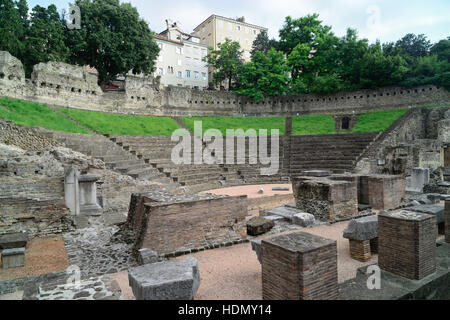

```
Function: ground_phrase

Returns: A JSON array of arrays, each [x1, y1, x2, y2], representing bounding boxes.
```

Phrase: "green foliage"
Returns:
[[180, 116, 285, 136], [22, 4, 70, 77], [0, 97, 89, 133], [0, 0, 27, 60], [204, 39, 244, 90], [250, 30, 278, 56], [291, 114, 335, 135], [352, 109, 409, 133], [67, 0, 160, 84], [59, 108, 180, 136], [234, 49, 290, 102]]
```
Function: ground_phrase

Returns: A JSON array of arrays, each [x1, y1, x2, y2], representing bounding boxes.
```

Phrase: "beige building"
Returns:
[[193, 15, 268, 86], [154, 20, 209, 89]]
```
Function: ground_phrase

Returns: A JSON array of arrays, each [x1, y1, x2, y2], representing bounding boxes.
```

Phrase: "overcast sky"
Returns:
[[29, 0, 450, 44]]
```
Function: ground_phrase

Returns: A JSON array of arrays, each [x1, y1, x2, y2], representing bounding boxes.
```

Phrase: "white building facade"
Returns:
[[154, 20, 209, 89]]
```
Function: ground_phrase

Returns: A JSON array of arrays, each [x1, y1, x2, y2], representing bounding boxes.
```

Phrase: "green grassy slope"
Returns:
[[0, 97, 89, 133]]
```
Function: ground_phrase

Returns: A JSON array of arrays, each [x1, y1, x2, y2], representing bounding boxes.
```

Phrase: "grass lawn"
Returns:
[[59, 108, 180, 136], [0, 97, 89, 133], [292, 114, 335, 135], [352, 109, 409, 133], [180, 116, 286, 136]]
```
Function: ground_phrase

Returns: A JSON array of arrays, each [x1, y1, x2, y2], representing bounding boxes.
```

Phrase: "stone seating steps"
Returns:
[[40, 130, 175, 186], [172, 172, 225, 184]]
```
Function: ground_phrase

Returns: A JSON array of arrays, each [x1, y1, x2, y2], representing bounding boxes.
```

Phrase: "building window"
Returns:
[[202, 73, 207, 81], [178, 58, 182, 66], [253, 30, 257, 35], [228, 22, 232, 30], [201, 49, 207, 57], [157, 68, 164, 75], [244, 51, 250, 59], [158, 43, 163, 50], [176, 47, 182, 54], [245, 39, 249, 45], [194, 71, 199, 79], [186, 70, 191, 78], [177, 71, 183, 78], [236, 25, 241, 31], [202, 27, 205, 33], [245, 27, 249, 34], [158, 55, 163, 62], [186, 57, 191, 66], [167, 66, 174, 74]]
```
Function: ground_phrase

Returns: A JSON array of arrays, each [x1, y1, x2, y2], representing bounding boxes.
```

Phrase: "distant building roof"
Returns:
[[193, 14, 268, 32]]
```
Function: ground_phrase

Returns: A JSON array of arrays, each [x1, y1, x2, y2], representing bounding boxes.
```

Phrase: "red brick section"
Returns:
[[132, 195, 248, 255], [349, 239, 371, 262], [366, 175, 406, 210], [261, 232, 338, 300], [446, 200, 450, 243], [379, 210, 437, 280]]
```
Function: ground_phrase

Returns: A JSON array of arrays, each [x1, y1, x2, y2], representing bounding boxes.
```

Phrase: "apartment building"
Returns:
[[193, 15, 268, 86], [153, 20, 209, 89]]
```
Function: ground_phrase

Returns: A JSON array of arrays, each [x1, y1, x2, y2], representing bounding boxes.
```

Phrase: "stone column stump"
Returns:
[[343, 215, 378, 262], [379, 210, 437, 280], [261, 232, 338, 300]]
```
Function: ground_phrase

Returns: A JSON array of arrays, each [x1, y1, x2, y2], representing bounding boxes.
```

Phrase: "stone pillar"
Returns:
[[379, 210, 436, 280], [446, 200, 450, 243], [444, 146, 450, 168], [78, 174, 102, 216], [284, 117, 292, 175], [262, 232, 338, 300], [366, 175, 406, 210], [64, 167, 79, 215], [406, 168, 430, 193]]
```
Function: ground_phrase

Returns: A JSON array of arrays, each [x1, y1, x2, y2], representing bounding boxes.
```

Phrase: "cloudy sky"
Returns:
[[29, 0, 450, 44]]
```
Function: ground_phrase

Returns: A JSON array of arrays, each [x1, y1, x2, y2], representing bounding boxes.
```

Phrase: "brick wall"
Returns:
[[366, 175, 405, 210], [130, 195, 248, 255]]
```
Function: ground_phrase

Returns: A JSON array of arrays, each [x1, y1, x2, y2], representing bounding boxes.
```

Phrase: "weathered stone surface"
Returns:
[[292, 212, 315, 227], [408, 205, 445, 224], [251, 240, 262, 264], [301, 170, 332, 177], [446, 200, 450, 243], [266, 207, 300, 221], [406, 168, 430, 193], [1, 248, 25, 269], [272, 187, 290, 191], [247, 217, 275, 236], [0, 232, 28, 249], [343, 216, 378, 241], [138, 249, 159, 265], [262, 232, 338, 300], [128, 256, 200, 300]]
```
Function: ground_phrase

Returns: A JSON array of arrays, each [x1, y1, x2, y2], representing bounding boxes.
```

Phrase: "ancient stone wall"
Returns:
[[128, 194, 248, 255], [1, 51, 449, 117]]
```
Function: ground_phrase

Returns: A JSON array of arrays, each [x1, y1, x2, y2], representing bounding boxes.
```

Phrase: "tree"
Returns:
[[278, 14, 332, 56], [66, 0, 160, 84], [395, 33, 432, 62], [0, 0, 27, 59], [359, 42, 409, 88], [431, 37, 450, 62], [235, 48, 290, 102], [250, 30, 278, 56], [203, 38, 244, 90], [22, 4, 70, 76]]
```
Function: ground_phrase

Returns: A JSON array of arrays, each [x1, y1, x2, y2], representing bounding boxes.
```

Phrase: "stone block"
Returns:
[[378, 210, 436, 280], [406, 168, 430, 193], [247, 217, 275, 236], [408, 205, 445, 225], [292, 176, 358, 222], [272, 187, 290, 191], [251, 240, 262, 264], [262, 232, 338, 300], [343, 215, 378, 241], [426, 193, 441, 204], [301, 170, 332, 177], [1, 248, 25, 269], [138, 248, 159, 265], [365, 175, 406, 210], [292, 212, 315, 227], [128, 256, 200, 300], [0, 232, 28, 250], [266, 207, 298, 221]]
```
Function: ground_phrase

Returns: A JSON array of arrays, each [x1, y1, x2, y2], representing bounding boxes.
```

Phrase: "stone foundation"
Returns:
[[292, 176, 358, 222], [364, 175, 406, 210], [349, 239, 371, 262], [379, 210, 436, 280], [446, 200, 450, 243], [261, 232, 338, 300]]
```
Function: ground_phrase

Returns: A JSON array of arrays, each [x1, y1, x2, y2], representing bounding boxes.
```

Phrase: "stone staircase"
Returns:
[[289, 132, 380, 175], [38, 130, 177, 188], [108, 135, 245, 192]]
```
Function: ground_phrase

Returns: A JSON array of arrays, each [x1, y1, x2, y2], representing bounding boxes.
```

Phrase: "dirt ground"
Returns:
[[0, 237, 70, 281], [202, 184, 293, 199]]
